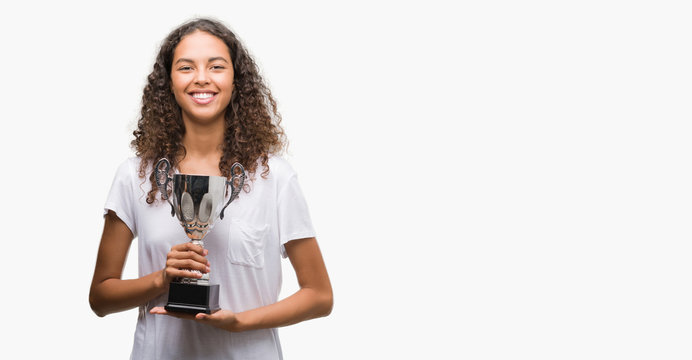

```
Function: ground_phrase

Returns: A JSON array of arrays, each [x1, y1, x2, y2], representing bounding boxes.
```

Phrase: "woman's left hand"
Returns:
[[150, 307, 241, 332]]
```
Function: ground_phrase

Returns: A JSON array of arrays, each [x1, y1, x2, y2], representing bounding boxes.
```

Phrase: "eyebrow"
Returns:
[[175, 57, 230, 65]]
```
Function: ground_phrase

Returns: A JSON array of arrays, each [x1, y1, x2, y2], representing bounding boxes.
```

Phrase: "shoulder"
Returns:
[[114, 157, 142, 178], [264, 154, 297, 180], [109, 157, 146, 188]]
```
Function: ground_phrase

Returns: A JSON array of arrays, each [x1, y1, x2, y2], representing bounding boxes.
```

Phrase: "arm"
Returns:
[[89, 211, 209, 317], [151, 236, 333, 331], [232, 236, 333, 330], [89, 211, 162, 317]]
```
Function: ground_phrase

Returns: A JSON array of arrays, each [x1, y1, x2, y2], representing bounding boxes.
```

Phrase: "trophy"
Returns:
[[155, 158, 246, 314]]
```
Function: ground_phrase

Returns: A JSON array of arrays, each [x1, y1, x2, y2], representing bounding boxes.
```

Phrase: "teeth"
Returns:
[[192, 93, 214, 99]]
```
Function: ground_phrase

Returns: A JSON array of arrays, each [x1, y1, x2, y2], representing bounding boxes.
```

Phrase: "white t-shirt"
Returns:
[[104, 156, 315, 360]]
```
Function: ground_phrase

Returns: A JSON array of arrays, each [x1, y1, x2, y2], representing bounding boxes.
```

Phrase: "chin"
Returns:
[[183, 111, 226, 124]]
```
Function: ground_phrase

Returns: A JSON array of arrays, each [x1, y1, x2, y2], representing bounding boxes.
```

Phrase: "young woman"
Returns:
[[89, 18, 332, 359]]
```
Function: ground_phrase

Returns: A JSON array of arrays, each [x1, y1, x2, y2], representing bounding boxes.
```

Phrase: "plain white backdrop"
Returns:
[[1, 0, 691, 358]]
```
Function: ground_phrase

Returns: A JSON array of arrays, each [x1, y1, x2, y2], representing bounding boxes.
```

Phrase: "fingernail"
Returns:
[[206, 266, 211, 273], [204, 249, 209, 255]]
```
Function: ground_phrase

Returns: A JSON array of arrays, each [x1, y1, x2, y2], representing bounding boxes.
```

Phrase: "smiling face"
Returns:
[[170, 30, 234, 126]]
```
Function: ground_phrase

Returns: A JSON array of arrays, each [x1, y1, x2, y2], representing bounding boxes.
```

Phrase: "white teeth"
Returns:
[[192, 93, 214, 99]]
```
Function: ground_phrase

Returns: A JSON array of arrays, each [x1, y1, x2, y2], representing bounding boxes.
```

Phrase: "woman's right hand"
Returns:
[[161, 242, 210, 286]]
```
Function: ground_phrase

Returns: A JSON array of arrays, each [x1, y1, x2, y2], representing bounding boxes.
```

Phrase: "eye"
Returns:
[[211, 65, 225, 70], [178, 66, 192, 71]]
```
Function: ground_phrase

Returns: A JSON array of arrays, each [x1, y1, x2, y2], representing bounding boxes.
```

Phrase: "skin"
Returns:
[[170, 30, 233, 175], [89, 30, 333, 331]]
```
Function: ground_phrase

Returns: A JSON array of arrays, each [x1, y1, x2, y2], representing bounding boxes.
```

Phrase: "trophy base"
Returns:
[[165, 282, 220, 315]]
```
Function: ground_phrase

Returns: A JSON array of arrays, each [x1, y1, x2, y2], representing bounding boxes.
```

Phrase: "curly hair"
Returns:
[[131, 18, 286, 204]]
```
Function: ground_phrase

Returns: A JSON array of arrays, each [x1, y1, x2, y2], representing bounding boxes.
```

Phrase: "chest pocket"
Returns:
[[227, 218, 269, 268]]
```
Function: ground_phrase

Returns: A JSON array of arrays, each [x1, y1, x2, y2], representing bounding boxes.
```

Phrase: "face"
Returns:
[[170, 30, 234, 126]]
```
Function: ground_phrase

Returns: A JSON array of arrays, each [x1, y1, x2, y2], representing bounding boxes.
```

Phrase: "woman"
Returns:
[[89, 18, 332, 359]]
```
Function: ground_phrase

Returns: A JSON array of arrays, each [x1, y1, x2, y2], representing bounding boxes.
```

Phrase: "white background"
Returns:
[[1, 0, 691, 358]]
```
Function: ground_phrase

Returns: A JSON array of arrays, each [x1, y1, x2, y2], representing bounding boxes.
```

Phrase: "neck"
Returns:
[[179, 116, 226, 175], [181, 116, 225, 155]]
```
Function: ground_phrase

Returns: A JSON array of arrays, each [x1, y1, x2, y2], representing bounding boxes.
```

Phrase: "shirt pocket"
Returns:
[[227, 218, 269, 268]]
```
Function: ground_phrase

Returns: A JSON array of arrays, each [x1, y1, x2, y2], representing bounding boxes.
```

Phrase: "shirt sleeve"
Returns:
[[277, 172, 316, 258], [104, 159, 138, 237]]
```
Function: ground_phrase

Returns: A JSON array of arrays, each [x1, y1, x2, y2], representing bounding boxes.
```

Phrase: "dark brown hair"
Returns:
[[132, 18, 286, 204]]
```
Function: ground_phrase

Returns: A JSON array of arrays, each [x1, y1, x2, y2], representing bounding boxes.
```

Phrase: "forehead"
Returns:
[[173, 30, 231, 61]]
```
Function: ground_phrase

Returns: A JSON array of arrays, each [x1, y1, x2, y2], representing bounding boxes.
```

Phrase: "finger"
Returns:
[[167, 247, 209, 267], [166, 258, 211, 273], [168, 251, 210, 266], [150, 306, 197, 320], [164, 265, 205, 282], [194, 312, 220, 325], [150, 306, 167, 314], [195, 310, 238, 331], [165, 268, 206, 281], [194, 308, 221, 320], [171, 242, 208, 256], [166, 269, 205, 280]]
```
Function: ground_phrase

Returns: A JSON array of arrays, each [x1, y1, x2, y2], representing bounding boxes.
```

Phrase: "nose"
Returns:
[[194, 68, 210, 85]]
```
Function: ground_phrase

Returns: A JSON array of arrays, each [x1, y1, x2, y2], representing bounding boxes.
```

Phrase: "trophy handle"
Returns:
[[155, 158, 175, 216], [220, 162, 246, 220]]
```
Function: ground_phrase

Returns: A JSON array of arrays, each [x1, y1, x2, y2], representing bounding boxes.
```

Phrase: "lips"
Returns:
[[189, 91, 217, 105]]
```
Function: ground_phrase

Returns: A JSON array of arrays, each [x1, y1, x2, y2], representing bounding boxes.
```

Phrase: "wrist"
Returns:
[[230, 311, 250, 332], [153, 270, 167, 293]]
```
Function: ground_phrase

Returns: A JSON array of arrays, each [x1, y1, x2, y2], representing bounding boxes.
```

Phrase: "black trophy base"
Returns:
[[165, 281, 220, 315]]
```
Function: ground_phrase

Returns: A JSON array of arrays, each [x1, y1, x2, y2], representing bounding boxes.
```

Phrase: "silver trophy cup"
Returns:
[[155, 158, 246, 314]]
